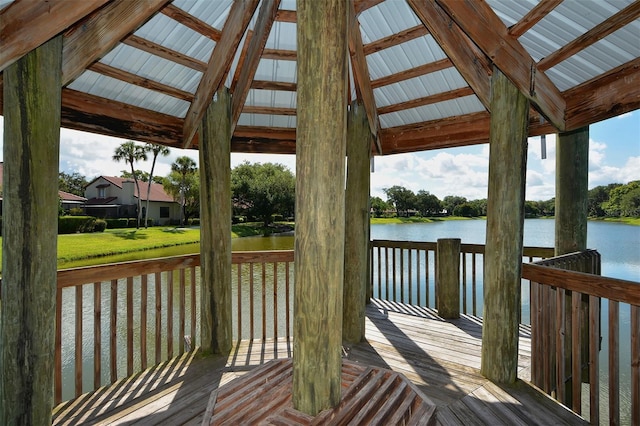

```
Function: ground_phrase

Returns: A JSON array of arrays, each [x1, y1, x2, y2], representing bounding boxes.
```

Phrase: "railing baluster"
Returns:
[[190, 266, 197, 348], [75, 285, 83, 397], [262, 263, 267, 341], [556, 287, 565, 403], [155, 272, 162, 364], [55, 287, 62, 405], [110, 279, 117, 383], [609, 300, 620, 426], [472, 252, 477, 316], [94, 282, 102, 391], [425, 250, 430, 308], [384, 247, 389, 301], [237, 264, 243, 340], [462, 252, 467, 314], [126, 276, 133, 377], [408, 248, 412, 305], [542, 283, 550, 392], [179, 268, 186, 354], [588, 295, 599, 424], [141, 274, 147, 370], [632, 305, 640, 426], [167, 271, 174, 358], [273, 262, 278, 340], [571, 290, 582, 414], [286, 261, 291, 339], [250, 263, 255, 340]]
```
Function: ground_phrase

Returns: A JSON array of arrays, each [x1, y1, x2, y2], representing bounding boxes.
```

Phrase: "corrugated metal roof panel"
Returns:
[[358, 1, 420, 43], [0, 0, 14, 12], [485, 0, 535, 27], [374, 68, 469, 108], [254, 59, 297, 83], [237, 113, 296, 128], [245, 89, 296, 109], [379, 96, 485, 128], [266, 21, 297, 51], [172, 0, 232, 29], [134, 12, 215, 63], [68, 70, 190, 117], [101, 44, 202, 94], [366, 35, 447, 80]]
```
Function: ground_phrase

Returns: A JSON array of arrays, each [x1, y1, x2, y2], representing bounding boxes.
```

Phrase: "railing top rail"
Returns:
[[533, 249, 598, 266], [522, 262, 640, 306], [232, 250, 294, 264], [369, 239, 554, 258]]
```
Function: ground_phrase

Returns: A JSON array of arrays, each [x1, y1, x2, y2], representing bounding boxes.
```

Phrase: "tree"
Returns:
[[142, 143, 170, 228], [59, 171, 88, 196], [453, 202, 479, 217], [383, 185, 416, 217], [442, 195, 467, 216], [121, 169, 150, 182], [166, 156, 197, 225], [113, 141, 148, 228], [231, 162, 295, 226], [370, 196, 390, 218], [605, 181, 640, 217], [415, 190, 441, 216]]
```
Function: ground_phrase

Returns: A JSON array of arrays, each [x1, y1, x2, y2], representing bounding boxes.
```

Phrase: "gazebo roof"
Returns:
[[1, 0, 638, 155]]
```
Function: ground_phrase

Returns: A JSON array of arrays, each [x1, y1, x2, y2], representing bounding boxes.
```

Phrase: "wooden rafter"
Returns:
[[508, 0, 562, 38], [88, 62, 194, 102], [354, 0, 385, 16], [231, 0, 282, 129], [371, 58, 452, 89], [62, 0, 170, 86], [436, 0, 565, 130], [123, 35, 207, 72], [362, 25, 429, 55], [349, 2, 382, 153], [183, 0, 259, 148], [0, 0, 109, 72], [275, 10, 296, 23], [262, 48, 296, 60], [407, 0, 491, 109], [242, 105, 296, 116], [161, 3, 222, 41], [538, 1, 640, 71], [251, 80, 297, 91], [377, 87, 475, 115]]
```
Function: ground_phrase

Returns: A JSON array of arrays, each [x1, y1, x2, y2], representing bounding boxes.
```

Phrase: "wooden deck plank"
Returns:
[[52, 299, 587, 425]]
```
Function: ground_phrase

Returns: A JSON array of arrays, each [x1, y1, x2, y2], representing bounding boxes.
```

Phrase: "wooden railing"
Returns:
[[369, 239, 553, 318], [523, 252, 640, 425], [51, 250, 294, 404]]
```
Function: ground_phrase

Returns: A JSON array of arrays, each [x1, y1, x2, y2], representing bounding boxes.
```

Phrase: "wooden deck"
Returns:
[[52, 299, 587, 425]]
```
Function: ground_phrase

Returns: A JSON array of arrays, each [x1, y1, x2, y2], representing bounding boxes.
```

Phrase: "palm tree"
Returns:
[[143, 143, 170, 228], [113, 141, 147, 228], [171, 156, 197, 225]]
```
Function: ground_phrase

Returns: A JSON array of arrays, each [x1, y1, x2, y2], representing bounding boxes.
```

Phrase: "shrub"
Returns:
[[58, 216, 96, 234], [188, 218, 200, 226], [93, 219, 107, 232], [127, 218, 138, 228], [69, 207, 84, 216], [106, 218, 129, 229], [272, 214, 284, 222]]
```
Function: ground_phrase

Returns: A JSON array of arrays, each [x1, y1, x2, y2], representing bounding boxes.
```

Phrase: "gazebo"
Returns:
[[1, 0, 639, 423]]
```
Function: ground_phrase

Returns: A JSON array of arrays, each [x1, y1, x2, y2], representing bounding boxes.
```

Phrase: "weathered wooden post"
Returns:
[[294, 0, 348, 415], [436, 238, 461, 319], [1, 36, 62, 425], [343, 101, 372, 343], [481, 66, 529, 383], [199, 88, 233, 355], [556, 126, 590, 406]]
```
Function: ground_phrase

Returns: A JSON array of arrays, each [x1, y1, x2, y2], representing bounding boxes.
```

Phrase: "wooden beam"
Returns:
[[370, 58, 452, 89], [161, 3, 222, 41], [343, 102, 372, 344], [234, 125, 296, 141], [380, 111, 491, 153], [0, 0, 108, 72], [251, 79, 297, 91], [182, 0, 259, 148], [261, 48, 297, 60], [538, 1, 640, 71], [294, 0, 347, 415], [407, 0, 491, 110], [275, 9, 296, 23], [123, 34, 207, 72], [508, 0, 562, 38], [436, 0, 565, 130], [88, 62, 194, 102], [231, 0, 281, 129], [481, 66, 529, 384], [62, 0, 170, 86], [362, 25, 428, 55], [231, 137, 296, 154], [1, 35, 62, 425], [241, 105, 296, 116], [349, 2, 381, 152], [354, 0, 385, 15], [199, 87, 233, 355], [377, 87, 474, 115]]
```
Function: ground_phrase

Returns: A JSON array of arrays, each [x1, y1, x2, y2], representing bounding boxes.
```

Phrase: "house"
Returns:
[[84, 176, 181, 225], [0, 163, 88, 215]]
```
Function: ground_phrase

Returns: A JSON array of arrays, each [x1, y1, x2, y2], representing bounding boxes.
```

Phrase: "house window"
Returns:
[[98, 187, 106, 198], [160, 207, 170, 218]]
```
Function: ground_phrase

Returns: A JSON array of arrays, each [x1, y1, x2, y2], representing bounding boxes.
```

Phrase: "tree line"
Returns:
[[373, 181, 640, 219]]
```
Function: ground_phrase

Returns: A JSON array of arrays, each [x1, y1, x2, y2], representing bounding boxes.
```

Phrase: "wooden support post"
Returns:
[[481, 66, 529, 383], [1, 36, 62, 425], [199, 88, 233, 355], [437, 238, 461, 319], [343, 101, 372, 343], [555, 126, 590, 404], [294, 0, 348, 415]]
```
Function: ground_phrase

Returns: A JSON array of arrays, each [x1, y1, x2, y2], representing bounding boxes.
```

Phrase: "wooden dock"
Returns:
[[52, 299, 587, 425]]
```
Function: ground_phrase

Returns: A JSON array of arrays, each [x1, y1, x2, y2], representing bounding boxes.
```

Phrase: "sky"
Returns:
[[0, 110, 638, 202]]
